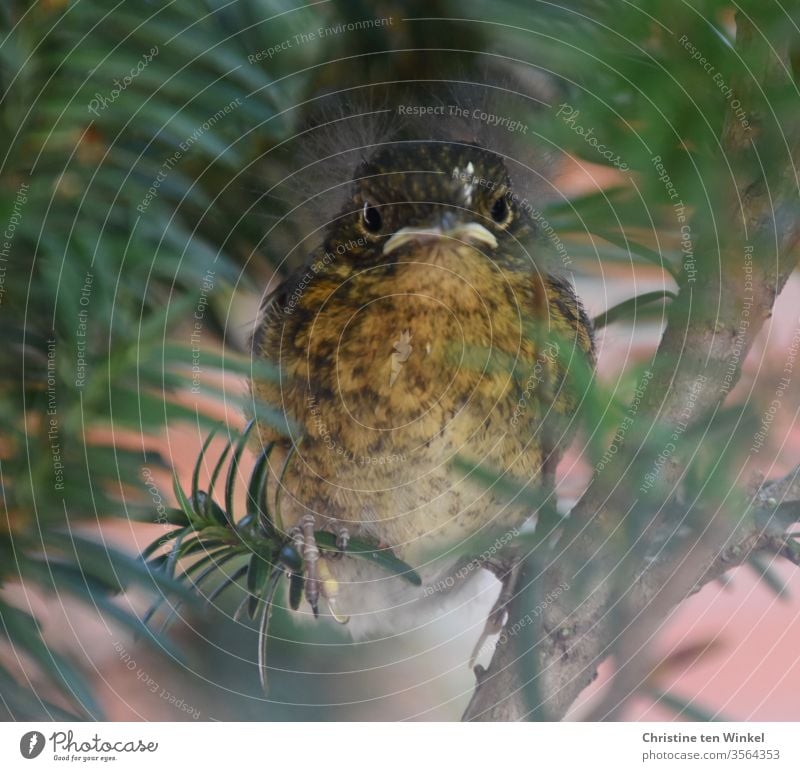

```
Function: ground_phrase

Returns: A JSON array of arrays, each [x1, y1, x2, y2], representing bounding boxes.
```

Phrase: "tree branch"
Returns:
[[464, 11, 800, 721]]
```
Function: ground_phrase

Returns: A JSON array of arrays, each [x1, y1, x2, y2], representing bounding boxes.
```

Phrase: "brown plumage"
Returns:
[[251, 125, 594, 637]]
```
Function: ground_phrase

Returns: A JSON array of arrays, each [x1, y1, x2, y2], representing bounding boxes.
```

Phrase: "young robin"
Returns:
[[251, 119, 595, 641]]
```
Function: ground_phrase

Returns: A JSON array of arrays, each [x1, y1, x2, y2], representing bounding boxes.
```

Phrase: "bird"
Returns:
[[250, 98, 595, 645]]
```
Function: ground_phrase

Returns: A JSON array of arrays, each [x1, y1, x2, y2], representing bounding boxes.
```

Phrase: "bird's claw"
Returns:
[[288, 516, 349, 623], [333, 525, 350, 558], [300, 514, 321, 617]]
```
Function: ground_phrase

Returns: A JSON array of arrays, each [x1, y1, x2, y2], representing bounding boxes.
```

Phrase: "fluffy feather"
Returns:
[[266, 74, 564, 274]]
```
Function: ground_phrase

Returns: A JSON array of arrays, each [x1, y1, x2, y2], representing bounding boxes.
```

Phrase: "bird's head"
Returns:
[[322, 141, 536, 268]]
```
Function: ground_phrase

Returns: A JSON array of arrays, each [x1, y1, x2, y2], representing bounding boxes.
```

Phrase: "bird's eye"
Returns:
[[361, 202, 382, 233], [490, 195, 510, 225]]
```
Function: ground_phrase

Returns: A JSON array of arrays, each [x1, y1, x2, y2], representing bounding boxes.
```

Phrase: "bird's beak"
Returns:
[[382, 221, 498, 256]]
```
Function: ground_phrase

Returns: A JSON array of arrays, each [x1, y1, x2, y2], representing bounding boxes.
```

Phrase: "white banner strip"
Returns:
[[1, 722, 798, 769]]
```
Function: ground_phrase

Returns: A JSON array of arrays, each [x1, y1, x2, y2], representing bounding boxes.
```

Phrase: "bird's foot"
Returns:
[[288, 515, 349, 624], [298, 514, 321, 617], [469, 558, 520, 668]]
